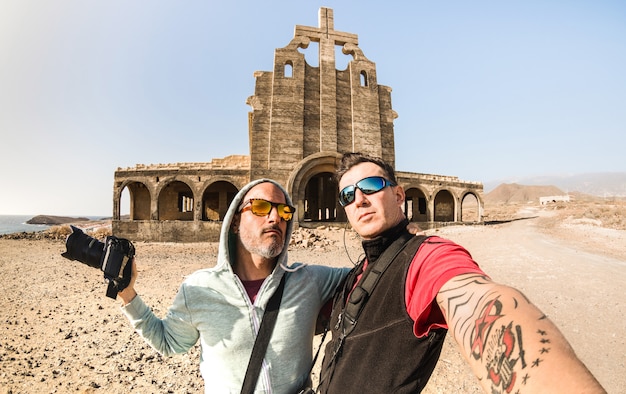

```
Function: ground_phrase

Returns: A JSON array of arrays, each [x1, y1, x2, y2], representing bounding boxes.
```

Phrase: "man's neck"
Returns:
[[234, 253, 275, 281], [361, 218, 410, 264]]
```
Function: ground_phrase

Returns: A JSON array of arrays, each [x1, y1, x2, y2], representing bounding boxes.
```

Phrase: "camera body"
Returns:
[[61, 225, 135, 299]]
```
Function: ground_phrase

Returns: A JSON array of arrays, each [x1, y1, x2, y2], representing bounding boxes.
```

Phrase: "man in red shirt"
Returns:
[[318, 152, 605, 393]]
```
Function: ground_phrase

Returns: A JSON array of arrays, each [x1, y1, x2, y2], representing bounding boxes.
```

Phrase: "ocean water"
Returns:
[[0, 215, 111, 235], [0, 215, 52, 235]]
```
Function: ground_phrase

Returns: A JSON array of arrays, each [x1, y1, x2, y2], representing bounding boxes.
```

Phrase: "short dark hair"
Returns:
[[334, 152, 397, 184]]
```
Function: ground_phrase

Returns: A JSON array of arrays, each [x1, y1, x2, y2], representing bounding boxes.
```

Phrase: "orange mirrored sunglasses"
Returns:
[[239, 198, 296, 221]]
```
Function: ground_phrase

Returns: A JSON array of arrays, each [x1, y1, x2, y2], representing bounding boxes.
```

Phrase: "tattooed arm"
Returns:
[[437, 273, 605, 394]]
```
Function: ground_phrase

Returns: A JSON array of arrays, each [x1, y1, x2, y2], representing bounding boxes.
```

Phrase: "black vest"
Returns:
[[318, 225, 447, 393]]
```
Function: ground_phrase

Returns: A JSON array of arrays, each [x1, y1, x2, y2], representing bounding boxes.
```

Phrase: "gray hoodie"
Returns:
[[122, 179, 349, 393]]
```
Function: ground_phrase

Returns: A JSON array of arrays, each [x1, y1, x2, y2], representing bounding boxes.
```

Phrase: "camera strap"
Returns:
[[240, 274, 286, 394]]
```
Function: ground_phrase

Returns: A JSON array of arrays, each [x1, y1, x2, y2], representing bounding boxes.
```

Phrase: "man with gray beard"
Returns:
[[118, 179, 349, 393]]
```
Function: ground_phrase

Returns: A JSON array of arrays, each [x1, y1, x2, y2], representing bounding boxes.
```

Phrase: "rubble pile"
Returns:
[[289, 226, 340, 250]]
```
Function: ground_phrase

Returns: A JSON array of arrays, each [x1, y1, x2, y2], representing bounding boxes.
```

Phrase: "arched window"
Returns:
[[360, 70, 368, 86], [284, 61, 293, 78]]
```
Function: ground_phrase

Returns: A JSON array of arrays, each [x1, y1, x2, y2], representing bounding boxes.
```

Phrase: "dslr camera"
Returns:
[[61, 225, 135, 299]]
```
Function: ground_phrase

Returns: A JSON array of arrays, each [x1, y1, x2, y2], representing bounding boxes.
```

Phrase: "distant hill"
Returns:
[[483, 172, 626, 197], [484, 184, 565, 204], [26, 215, 91, 225]]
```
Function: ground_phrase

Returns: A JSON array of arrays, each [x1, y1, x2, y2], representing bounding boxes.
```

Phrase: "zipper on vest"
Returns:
[[334, 312, 343, 330]]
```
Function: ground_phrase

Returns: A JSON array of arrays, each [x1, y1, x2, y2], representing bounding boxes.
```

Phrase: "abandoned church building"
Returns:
[[112, 8, 484, 242]]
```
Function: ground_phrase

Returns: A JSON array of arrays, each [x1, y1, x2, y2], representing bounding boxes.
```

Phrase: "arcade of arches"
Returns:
[[112, 155, 483, 242]]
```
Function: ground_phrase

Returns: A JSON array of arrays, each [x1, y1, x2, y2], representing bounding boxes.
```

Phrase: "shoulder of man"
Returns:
[[282, 263, 351, 284]]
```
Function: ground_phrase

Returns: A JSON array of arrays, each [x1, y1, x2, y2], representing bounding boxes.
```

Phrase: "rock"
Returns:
[[26, 215, 91, 225]]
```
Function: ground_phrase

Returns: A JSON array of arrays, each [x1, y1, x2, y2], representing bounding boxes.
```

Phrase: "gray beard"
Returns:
[[248, 242, 282, 260], [239, 230, 283, 260]]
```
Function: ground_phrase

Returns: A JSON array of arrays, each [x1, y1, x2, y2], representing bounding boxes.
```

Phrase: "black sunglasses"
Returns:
[[338, 176, 397, 207], [239, 198, 296, 221]]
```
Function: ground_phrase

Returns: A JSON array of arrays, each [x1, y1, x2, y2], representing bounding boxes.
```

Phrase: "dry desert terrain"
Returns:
[[1, 199, 625, 393]]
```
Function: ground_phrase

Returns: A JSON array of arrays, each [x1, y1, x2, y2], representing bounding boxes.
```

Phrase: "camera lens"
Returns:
[[61, 226, 104, 269]]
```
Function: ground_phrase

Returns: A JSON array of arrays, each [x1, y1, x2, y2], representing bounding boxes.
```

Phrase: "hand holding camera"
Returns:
[[61, 226, 135, 299]]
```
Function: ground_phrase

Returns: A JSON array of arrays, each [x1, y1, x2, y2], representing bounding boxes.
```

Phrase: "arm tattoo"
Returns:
[[438, 274, 492, 340], [471, 298, 536, 393], [480, 305, 554, 392], [440, 275, 555, 393]]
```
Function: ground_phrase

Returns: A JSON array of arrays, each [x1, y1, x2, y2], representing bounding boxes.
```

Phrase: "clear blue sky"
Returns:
[[1, 1, 625, 216]]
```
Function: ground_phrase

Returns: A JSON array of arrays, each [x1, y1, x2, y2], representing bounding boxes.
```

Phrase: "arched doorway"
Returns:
[[434, 190, 455, 222], [121, 181, 150, 220], [461, 193, 480, 222], [158, 181, 194, 221], [303, 172, 338, 221], [404, 187, 427, 222], [202, 181, 238, 221]]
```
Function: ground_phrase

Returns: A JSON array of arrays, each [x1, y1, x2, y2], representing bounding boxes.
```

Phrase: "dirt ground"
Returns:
[[1, 202, 624, 393]]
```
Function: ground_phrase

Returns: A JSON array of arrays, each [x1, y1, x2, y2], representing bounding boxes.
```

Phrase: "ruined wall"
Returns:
[[247, 7, 397, 187], [397, 172, 484, 224], [112, 157, 250, 241]]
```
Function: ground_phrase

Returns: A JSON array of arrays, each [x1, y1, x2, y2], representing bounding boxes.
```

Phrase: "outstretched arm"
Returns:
[[118, 258, 138, 305], [437, 273, 605, 393], [116, 258, 199, 356]]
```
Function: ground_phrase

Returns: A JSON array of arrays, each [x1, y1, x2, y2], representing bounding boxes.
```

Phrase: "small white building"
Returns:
[[539, 195, 570, 205]]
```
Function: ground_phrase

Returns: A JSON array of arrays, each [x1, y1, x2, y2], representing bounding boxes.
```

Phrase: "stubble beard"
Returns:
[[239, 226, 284, 259]]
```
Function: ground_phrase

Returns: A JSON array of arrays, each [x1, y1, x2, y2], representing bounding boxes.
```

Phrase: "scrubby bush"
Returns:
[[47, 224, 73, 239], [572, 201, 626, 230], [92, 226, 112, 239], [594, 204, 625, 230]]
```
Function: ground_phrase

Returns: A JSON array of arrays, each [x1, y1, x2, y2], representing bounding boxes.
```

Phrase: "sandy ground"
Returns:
[[1, 206, 624, 393]]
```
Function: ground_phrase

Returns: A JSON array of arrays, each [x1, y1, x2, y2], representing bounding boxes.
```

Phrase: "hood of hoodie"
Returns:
[[214, 178, 294, 276]]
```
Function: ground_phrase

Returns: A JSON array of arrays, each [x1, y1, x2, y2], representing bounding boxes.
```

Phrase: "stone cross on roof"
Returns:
[[294, 7, 358, 66]]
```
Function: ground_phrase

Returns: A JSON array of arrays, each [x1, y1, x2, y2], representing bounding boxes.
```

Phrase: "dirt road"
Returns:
[[420, 214, 626, 393]]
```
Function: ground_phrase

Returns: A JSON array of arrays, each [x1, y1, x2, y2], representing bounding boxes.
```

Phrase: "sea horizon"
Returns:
[[0, 214, 109, 235]]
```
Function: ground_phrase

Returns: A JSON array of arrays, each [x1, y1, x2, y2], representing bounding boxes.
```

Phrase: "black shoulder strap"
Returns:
[[240, 275, 286, 394], [342, 234, 429, 336]]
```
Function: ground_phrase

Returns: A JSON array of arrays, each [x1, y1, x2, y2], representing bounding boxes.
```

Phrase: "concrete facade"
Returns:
[[112, 7, 484, 242]]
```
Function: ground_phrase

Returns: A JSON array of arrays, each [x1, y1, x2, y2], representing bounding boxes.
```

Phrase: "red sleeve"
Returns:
[[405, 236, 487, 338]]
